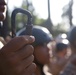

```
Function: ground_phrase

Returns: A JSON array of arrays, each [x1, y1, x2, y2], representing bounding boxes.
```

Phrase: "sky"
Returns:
[[8, 0, 76, 25]]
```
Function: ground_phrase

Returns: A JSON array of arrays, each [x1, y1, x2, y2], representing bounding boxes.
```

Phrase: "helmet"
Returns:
[[17, 26, 53, 46], [68, 26, 76, 46]]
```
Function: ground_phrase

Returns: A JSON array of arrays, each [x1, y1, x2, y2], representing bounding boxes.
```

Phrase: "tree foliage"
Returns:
[[62, 0, 73, 27]]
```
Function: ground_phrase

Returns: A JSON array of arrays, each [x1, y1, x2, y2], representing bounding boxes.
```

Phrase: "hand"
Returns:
[[0, 35, 36, 75]]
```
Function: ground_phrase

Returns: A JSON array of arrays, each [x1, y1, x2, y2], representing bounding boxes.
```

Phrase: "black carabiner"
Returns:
[[11, 8, 33, 38]]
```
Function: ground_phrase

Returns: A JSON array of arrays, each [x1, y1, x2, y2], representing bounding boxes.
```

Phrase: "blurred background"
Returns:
[[2, 0, 75, 38]]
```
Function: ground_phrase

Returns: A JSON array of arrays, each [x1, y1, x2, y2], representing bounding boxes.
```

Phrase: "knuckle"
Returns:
[[27, 63, 36, 73], [20, 36, 28, 42], [25, 55, 34, 65], [31, 55, 34, 61], [26, 45, 34, 52], [31, 63, 36, 69]]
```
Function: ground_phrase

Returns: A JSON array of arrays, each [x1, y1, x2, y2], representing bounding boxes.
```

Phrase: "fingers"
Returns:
[[9, 55, 36, 75], [0, 35, 36, 75], [0, 44, 36, 75], [22, 63, 36, 75], [14, 55, 34, 73], [0, 55, 36, 75], [1, 35, 35, 53], [8, 45, 34, 62], [6, 45, 34, 65]]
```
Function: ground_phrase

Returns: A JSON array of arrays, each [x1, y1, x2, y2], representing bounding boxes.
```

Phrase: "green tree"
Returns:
[[62, 0, 73, 28], [19, 0, 45, 28]]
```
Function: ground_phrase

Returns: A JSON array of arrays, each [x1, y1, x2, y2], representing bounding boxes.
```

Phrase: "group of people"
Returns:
[[0, 0, 76, 75]]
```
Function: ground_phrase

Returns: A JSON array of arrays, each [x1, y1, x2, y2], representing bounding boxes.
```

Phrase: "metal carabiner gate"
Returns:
[[11, 8, 33, 38]]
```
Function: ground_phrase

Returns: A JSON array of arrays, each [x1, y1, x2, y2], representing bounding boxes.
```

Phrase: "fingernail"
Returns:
[[30, 36, 35, 42]]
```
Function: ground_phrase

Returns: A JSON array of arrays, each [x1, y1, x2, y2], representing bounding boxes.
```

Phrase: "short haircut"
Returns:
[[55, 43, 68, 53]]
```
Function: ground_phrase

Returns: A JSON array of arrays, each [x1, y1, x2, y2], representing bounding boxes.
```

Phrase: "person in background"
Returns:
[[55, 42, 69, 59], [47, 42, 70, 75], [0, 0, 36, 75], [17, 26, 53, 75], [59, 26, 76, 75]]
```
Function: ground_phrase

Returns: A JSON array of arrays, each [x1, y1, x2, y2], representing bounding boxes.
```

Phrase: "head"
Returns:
[[68, 26, 76, 50], [55, 42, 68, 58], [17, 26, 53, 65], [0, 0, 7, 21]]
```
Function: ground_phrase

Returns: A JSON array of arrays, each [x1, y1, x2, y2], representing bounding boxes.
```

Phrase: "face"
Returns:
[[58, 48, 67, 58], [0, 0, 7, 21], [34, 42, 52, 65], [61, 49, 67, 57]]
